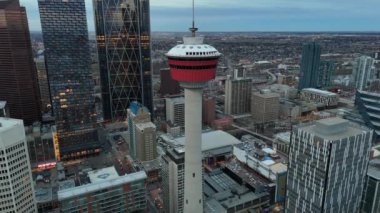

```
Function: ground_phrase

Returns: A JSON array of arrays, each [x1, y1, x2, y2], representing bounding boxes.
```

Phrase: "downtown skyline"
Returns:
[[21, 0, 380, 32]]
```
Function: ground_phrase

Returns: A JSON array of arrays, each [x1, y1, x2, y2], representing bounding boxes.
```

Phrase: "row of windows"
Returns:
[[169, 64, 217, 70], [6, 143, 24, 154], [185, 51, 218, 56]]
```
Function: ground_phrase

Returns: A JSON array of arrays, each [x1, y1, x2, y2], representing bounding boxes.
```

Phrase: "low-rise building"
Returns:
[[300, 88, 339, 108], [58, 166, 147, 213], [233, 143, 287, 203], [26, 122, 56, 170], [204, 169, 271, 213]]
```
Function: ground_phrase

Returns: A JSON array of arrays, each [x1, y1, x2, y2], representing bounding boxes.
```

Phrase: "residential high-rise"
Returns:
[[35, 56, 51, 112], [166, 19, 221, 213], [356, 90, 380, 142], [160, 68, 182, 96], [286, 118, 373, 213], [354, 56, 376, 91], [135, 119, 157, 161], [251, 90, 280, 124], [38, 0, 99, 160], [298, 42, 321, 90], [224, 74, 252, 115], [127, 101, 151, 159], [0, 118, 37, 212], [318, 61, 334, 88], [166, 97, 185, 128], [162, 148, 185, 213], [93, 0, 153, 120], [360, 159, 380, 213], [0, 0, 41, 125]]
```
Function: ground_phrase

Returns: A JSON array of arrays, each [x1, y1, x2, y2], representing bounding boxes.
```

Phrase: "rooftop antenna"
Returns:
[[189, 0, 198, 37]]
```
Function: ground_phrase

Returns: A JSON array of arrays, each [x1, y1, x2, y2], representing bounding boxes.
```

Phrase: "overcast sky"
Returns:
[[21, 0, 380, 32]]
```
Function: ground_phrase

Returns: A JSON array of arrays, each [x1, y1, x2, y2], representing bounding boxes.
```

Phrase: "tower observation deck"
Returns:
[[165, 3, 221, 212]]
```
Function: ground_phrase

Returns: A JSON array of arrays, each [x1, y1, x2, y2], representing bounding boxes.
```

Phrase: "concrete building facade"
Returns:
[[0, 118, 37, 212], [251, 91, 280, 124], [58, 167, 147, 213], [354, 56, 376, 91], [165, 97, 185, 129], [300, 88, 339, 108], [162, 148, 185, 213], [135, 121, 157, 161], [286, 118, 373, 213], [127, 101, 151, 159], [361, 159, 380, 213], [224, 75, 252, 115]]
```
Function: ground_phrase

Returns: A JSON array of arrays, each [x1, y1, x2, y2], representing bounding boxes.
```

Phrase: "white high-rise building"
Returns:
[[165, 97, 185, 128], [162, 148, 185, 213], [0, 118, 37, 212], [354, 56, 376, 91], [286, 118, 373, 213]]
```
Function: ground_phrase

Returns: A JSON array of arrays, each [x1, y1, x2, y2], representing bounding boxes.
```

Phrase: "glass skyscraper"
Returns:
[[0, 0, 41, 125], [38, 0, 99, 160], [93, 0, 153, 120], [298, 42, 321, 90]]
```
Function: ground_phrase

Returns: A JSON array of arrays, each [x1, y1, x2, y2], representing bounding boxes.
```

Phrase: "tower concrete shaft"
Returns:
[[184, 87, 203, 213]]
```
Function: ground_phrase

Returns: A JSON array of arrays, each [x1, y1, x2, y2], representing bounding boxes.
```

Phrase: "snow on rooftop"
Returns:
[[262, 159, 276, 166], [302, 88, 337, 97], [0, 117, 23, 132], [262, 148, 275, 154], [175, 130, 241, 151], [167, 36, 220, 58], [88, 167, 119, 183], [166, 44, 220, 58], [275, 132, 291, 143], [135, 122, 156, 130], [58, 170, 147, 201]]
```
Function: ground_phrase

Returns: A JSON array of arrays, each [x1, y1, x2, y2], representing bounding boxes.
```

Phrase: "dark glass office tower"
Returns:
[[93, 0, 153, 120], [38, 0, 99, 160], [0, 0, 41, 125], [298, 42, 321, 90]]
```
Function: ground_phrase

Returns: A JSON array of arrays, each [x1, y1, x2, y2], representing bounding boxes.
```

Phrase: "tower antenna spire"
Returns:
[[189, 0, 198, 37]]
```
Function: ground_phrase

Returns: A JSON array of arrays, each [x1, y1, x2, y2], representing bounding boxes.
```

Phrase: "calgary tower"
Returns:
[[166, 1, 221, 212]]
